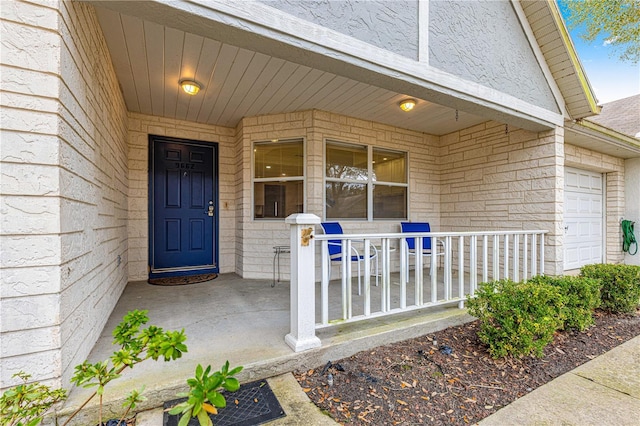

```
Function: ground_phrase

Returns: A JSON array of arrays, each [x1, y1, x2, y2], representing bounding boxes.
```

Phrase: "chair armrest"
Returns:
[[327, 240, 378, 259]]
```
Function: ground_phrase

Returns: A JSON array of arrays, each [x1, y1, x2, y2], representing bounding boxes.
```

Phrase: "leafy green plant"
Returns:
[[116, 386, 146, 426], [467, 279, 565, 358], [64, 310, 188, 425], [0, 372, 67, 426], [580, 264, 640, 313], [528, 275, 601, 331], [168, 361, 243, 426]]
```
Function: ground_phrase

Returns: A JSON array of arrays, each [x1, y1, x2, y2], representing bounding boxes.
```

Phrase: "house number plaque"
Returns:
[[301, 227, 314, 246]]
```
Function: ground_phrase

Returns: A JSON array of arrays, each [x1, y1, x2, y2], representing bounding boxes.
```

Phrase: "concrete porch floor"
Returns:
[[57, 272, 474, 424]]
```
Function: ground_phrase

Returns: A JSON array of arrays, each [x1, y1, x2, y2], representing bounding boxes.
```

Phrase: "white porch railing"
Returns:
[[315, 229, 547, 328], [284, 214, 548, 352]]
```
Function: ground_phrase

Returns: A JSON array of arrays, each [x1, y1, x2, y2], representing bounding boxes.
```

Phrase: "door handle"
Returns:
[[207, 201, 214, 216]]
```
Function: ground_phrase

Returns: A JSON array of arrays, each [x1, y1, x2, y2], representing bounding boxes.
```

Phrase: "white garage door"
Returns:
[[564, 167, 603, 270]]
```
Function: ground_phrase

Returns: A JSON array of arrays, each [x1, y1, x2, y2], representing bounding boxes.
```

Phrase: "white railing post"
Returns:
[[540, 233, 545, 275], [531, 234, 538, 276], [493, 235, 499, 280], [523, 234, 529, 279], [321, 240, 329, 325], [400, 237, 407, 309], [415, 237, 423, 305], [285, 214, 321, 352], [482, 235, 488, 282], [470, 235, 477, 296], [503, 234, 509, 280], [513, 234, 520, 282], [381, 238, 390, 312]]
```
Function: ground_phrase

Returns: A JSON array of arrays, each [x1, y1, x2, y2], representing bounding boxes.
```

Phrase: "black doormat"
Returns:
[[163, 379, 286, 426], [148, 273, 217, 286]]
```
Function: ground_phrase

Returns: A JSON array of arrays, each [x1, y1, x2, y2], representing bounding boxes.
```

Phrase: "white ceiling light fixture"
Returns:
[[180, 79, 201, 95], [399, 99, 416, 112]]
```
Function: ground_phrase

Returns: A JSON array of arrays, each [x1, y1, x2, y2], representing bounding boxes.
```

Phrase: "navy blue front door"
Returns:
[[150, 136, 217, 276]]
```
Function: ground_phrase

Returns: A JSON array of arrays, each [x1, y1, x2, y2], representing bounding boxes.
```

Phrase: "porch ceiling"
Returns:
[[94, 6, 488, 136]]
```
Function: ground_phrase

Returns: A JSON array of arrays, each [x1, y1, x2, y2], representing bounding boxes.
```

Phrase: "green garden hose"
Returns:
[[621, 220, 637, 255]]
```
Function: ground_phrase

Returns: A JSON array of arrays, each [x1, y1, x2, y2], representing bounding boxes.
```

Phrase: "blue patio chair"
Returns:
[[320, 222, 378, 295], [400, 222, 445, 281]]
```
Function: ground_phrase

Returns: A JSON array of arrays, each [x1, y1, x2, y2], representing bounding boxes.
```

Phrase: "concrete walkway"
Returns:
[[137, 335, 640, 425], [480, 334, 640, 426]]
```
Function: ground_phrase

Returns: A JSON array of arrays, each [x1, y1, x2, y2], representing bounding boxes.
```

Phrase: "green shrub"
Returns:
[[0, 372, 66, 426], [467, 279, 565, 358], [67, 310, 188, 425], [580, 264, 640, 313], [528, 275, 601, 331], [1, 310, 189, 426], [168, 361, 243, 426]]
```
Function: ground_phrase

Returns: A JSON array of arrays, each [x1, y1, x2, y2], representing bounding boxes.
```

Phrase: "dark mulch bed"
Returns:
[[294, 309, 640, 425]]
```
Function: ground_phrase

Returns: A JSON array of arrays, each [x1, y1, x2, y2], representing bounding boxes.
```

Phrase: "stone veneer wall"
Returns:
[[1, 1, 128, 388], [565, 143, 626, 265], [127, 113, 237, 281], [237, 111, 314, 279], [237, 109, 439, 279], [439, 122, 565, 275]]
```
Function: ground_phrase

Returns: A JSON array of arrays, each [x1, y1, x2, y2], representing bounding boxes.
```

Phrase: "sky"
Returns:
[[558, 2, 640, 104]]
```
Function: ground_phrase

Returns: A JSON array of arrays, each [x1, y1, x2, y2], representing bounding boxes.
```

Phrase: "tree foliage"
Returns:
[[560, 0, 640, 63]]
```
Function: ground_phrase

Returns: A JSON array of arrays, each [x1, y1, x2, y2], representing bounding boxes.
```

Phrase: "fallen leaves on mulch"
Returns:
[[294, 309, 640, 425]]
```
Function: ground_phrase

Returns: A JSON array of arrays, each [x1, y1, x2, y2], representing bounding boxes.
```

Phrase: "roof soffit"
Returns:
[[519, 0, 600, 120], [565, 119, 640, 159]]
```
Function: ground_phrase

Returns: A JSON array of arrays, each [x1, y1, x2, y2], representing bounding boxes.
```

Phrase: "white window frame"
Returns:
[[324, 139, 409, 221], [252, 138, 306, 220]]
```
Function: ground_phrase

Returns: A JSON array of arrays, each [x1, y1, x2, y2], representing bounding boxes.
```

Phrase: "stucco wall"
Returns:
[[127, 113, 237, 281], [565, 144, 626, 265], [625, 158, 640, 265], [439, 123, 565, 276], [0, 1, 128, 388], [429, 0, 559, 114], [259, 0, 419, 60]]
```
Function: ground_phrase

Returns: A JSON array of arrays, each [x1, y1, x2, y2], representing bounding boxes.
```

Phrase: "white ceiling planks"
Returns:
[[288, 70, 338, 112], [231, 56, 287, 120], [121, 13, 152, 115], [243, 61, 301, 118], [97, 8, 139, 111], [163, 26, 184, 118], [94, 6, 489, 135], [216, 52, 271, 126], [332, 81, 377, 116], [143, 20, 166, 117], [185, 38, 221, 123], [355, 88, 399, 119], [313, 77, 360, 111], [206, 48, 256, 125], [263, 64, 314, 115], [196, 44, 238, 124], [175, 32, 205, 121]]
